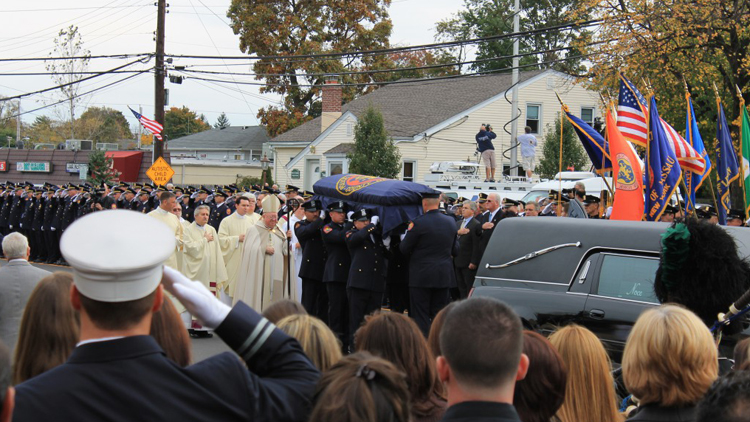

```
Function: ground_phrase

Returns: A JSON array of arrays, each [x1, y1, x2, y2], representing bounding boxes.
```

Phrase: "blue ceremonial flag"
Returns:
[[645, 97, 682, 221], [312, 174, 437, 236], [715, 100, 740, 225], [684, 93, 712, 213], [563, 105, 612, 173]]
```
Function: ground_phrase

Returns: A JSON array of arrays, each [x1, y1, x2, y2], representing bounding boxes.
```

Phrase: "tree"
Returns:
[[435, 0, 590, 73], [28, 116, 64, 145], [163, 106, 211, 140], [214, 112, 230, 129], [87, 149, 119, 185], [238, 170, 275, 189], [574, 0, 750, 136], [536, 115, 588, 178], [347, 105, 401, 178], [45, 26, 90, 140], [77, 107, 132, 143]]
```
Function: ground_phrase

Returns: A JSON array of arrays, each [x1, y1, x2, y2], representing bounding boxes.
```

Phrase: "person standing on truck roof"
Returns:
[[476, 124, 497, 183]]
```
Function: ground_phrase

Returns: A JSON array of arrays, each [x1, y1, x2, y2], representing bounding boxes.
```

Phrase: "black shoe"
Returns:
[[489, 179, 496, 182]]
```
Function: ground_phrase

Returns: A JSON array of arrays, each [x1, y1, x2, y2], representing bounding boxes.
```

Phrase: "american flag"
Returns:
[[129, 107, 163, 140], [617, 74, 706, 174]]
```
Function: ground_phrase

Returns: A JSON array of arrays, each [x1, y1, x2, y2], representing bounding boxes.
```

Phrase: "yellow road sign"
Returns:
[[146, 157, 175, 186]]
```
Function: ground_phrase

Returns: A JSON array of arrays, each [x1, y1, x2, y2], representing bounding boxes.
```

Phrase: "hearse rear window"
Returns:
[[597, 254, 659, 303]]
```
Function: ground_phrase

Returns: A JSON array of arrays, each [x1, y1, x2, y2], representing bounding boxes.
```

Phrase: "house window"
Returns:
[[403, 160, 416, 182], [581, 107, 595, 126], [234, 154, 242, 160], [329, 160, 344, 176], [526, 104, 541, 134], [251, 152, 261, 161], [347, 123, 353, 136]]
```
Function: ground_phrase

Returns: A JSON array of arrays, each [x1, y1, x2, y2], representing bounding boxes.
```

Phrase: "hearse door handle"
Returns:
[[589, 309, 605, 319]]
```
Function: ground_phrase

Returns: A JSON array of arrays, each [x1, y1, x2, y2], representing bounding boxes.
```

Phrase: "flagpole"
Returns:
[[558, 104, 564, 215], [712, 83, 725, 216], [736, 84, 748, 213], [683, 80, 697, 214], [644, 90, 651, 222]]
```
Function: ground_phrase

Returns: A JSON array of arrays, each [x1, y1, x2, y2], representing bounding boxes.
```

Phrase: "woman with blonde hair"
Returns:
[[276, 314, 341, 371], [623, 304, 718, 421], [14, 272, 79, 384], [548, 324, 622, 422]]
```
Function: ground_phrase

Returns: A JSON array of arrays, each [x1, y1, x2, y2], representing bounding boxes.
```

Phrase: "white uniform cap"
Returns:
[[60, 210, 175, 302]]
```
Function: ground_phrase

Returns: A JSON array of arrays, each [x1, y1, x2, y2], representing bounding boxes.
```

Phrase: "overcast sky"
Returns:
[[0, 0, 463, 133]]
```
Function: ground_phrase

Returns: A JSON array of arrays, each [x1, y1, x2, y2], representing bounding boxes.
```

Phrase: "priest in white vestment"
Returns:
[[181, 204, 228, 333], [217, 194, 260, 305], [234, 194, 297, 310], [147, 191, 184, 313]]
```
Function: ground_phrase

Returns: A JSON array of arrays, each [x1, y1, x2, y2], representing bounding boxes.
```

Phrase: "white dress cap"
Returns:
[[60, 210, 176, 302]]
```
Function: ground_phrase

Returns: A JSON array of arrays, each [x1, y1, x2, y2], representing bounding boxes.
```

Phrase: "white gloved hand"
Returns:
[[400, 233, 407, 241], [382, 236, 391, 249], [162, 266, 230, 329], [347, 211, 355, 220], [370, 215, 380, 225], [320, 210, 325, 220]]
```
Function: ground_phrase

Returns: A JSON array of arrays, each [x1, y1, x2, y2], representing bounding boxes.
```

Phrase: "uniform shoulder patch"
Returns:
[[295, 222, 301, 229], [346, 231, 353, 238], [226, 209, 231, 215], [323, 226, 333, 234], [407, 221, 415, 231]]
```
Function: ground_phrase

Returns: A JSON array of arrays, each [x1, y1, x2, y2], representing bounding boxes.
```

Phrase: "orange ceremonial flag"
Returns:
[[607, 111, 644, 221]]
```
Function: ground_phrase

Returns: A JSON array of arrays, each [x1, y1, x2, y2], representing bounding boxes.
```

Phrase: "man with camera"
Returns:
[[475, 124, 497, 183]]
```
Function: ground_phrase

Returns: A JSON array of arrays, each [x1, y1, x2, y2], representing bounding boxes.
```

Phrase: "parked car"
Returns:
[[471, 217, 750, 362]]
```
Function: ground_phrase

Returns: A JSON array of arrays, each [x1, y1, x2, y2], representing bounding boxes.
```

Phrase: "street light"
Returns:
[[260, 154, 270, 187]]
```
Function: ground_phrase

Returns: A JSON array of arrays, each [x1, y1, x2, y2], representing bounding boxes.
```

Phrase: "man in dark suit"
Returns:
[[437, 297, 528, 422], [13, 210, 319, 422], [294, 200, 328, 323], [321, 201, 352, 350], [400, 191, 458, 335], [454, 200, 480, 299], [345, 209, 386, 345], [472, 193, 504, 270], [0, 232, 51, 350]]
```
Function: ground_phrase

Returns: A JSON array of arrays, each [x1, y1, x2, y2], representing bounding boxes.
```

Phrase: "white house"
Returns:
[[268, 69, 601, 190]]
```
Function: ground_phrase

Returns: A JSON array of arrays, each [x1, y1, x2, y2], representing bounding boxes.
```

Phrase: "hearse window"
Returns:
[[597, 254, 659, 303]]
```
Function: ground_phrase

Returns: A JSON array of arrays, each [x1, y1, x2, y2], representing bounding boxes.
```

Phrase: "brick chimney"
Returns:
[[321, 77, 342, 133]]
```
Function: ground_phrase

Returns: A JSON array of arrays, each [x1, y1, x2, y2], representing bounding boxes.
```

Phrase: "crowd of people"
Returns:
[[0, 178, 747, 421]]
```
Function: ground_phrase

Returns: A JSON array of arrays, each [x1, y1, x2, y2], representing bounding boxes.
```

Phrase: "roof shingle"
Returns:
[[168, 126, 269, 150]]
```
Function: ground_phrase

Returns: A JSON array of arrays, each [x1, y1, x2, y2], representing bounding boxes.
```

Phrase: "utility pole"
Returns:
[[16, 100, 20, 145], [154, 0, 166, 161], [509, 0, 521, 177]]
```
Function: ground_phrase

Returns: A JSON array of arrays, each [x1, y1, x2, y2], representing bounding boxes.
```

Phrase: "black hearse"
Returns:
[[471, 217, 750, 361]]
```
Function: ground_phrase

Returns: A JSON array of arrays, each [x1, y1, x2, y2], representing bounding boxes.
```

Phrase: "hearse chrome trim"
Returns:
[[476, 277, 567, 286], [485, 242, 581, 269]]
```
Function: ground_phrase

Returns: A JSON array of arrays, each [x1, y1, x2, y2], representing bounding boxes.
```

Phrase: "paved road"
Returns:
[[32, 262, 233, 363]]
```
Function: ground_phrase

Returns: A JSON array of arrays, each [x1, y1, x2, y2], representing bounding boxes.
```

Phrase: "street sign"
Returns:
[[17, 162, 51, 172], [146, 157, 174, 186], [0, 162, 7, 172], [78, 165, 88, 180], [66, 163, 88, 173]]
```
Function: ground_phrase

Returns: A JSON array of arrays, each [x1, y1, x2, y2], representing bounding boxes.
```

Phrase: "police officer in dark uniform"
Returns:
[[400, 191, 459, 335], [321, 200, 353, 351], [0, 186, 11, 235], [583, 195, 601, 219], [294, 199, 328, 322], [30, 189, 46, 262], [7, 185, 25, 232], [345, 208, 386, 345], [43, 186, 59, 264], [210, 190, 229, 230], [135, 191, 151, 213], [475, 193, 490, 223]]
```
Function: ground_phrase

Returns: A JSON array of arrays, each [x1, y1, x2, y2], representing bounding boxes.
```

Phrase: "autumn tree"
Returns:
[[0, 99, 20, 144], [77, 107, 132, 143], [214, 112, 230, 129], [575, 0, 750, 137], [163, 106, 210, 140], [435, 0, 590, 74], [348, 105, 401, 178], [28, 116, 64, 145], [536, 114, 587, 178], [45, 26, 90, 140]]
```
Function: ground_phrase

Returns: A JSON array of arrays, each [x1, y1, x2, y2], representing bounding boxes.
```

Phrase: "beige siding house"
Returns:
[[268, 69, 600, 189]]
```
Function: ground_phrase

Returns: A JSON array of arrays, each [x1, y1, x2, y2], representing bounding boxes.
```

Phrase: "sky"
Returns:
[[0, 0, 464, 134]]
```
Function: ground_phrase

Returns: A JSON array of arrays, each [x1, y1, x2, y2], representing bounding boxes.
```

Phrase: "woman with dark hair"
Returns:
[[261, 298, 307, 324], [355, 312, 446, 422], [427, 301, 456, 357], [14, 272, 79, 384], [150, 298, 192, 367], [733, 338, 750, 371], [309, 352, 410, 422], [514, 331, 567, 422]]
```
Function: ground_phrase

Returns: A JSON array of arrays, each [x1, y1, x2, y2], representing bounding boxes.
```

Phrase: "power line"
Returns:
[[13, 71, 150, 118], [173, 39, 615, 79], [0, 57, 152, 101], [0, 5, 150, 13], [0, 53, 152, 62], [0, 70, 153, 76]]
